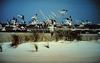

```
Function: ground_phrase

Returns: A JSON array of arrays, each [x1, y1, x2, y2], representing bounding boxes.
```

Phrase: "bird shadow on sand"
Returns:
[[27, 50, 37, 52]]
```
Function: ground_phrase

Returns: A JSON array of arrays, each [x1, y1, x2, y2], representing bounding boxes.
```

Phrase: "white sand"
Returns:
[[0, 40, 100, 63]]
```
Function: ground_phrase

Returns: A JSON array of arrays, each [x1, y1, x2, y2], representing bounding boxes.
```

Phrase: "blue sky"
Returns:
[[0, 0, 100, 24]]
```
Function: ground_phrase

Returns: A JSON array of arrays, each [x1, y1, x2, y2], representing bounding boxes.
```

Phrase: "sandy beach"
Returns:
[[0, 40, 100, 63]]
